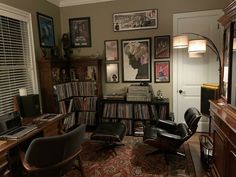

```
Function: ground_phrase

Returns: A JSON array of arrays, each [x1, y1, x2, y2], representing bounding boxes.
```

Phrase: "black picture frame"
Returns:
[[37, 12, 55, 48], [121, 37, 152, 82], [69, 17, 92, 48], [105, 63, 119, 83], [154, 35, 170, 59], [113, 9, 158, 32], [104, 40, 119, 61], [154, 61, 170, 83]]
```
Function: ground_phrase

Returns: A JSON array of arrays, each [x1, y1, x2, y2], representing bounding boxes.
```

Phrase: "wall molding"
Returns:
[[46, 0, 116, 7]]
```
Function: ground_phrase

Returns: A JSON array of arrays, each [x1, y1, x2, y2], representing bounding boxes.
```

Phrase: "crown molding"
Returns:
[[46, 0, 116, 7]]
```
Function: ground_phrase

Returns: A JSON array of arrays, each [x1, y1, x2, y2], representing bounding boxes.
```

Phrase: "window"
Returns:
[[0, 3, 38, 116]]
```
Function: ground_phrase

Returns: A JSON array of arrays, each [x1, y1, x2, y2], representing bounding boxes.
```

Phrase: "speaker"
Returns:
[[201, 86, 219, 116], [17, 94, 41, 117]]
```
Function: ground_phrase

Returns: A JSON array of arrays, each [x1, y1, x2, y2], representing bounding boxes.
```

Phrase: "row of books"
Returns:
[[158, 105, 167, 120], [77, 112, 96, 125], [63, 112, 76, 131], [54, 81, 97, 101], [102, 103, 159, 120], [58, 97, 98, 114], [133, 104, 156, 120], [73, 97, 97, 111]]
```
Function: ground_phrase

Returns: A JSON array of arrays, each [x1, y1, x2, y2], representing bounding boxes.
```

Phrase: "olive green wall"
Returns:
[[0, 0, 61, 59], [60, 0, 229, 111]]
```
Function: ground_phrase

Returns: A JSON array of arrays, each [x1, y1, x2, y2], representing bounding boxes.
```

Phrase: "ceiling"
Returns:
[[46, 0, 116, 7]]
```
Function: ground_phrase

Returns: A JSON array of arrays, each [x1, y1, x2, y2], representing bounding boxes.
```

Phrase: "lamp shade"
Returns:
[[188, 52, 204, 58], [188, 39, 206, 53], [19, 88, 27, 96], [173, 35, 189, 48]]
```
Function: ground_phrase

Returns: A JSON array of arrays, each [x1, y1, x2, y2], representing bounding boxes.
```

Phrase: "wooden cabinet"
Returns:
[[209, 100, 236, 177], [97, 98, 169, 136], [218, 0, 236, 106], [37, 58, 103, 129], [0, 153, 10, 177], [227, 143, 236, 177], [210, 2, 236, 176]]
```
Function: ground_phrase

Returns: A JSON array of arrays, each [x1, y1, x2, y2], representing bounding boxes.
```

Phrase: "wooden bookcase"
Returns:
[[37, 58, 102, 130], [97, 98, 169, 136]]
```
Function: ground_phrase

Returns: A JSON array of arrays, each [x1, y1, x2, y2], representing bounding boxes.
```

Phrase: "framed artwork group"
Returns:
[[104, 36, 170, 83], [36, 9, 170, 84]]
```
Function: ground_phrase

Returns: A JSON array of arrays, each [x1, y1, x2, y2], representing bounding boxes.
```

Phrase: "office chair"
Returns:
[[143, 107, 201, 157], [19, 124, 86, 177]]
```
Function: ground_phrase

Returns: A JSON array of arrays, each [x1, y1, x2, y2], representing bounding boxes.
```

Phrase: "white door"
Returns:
[[173, 10, 223, 132]]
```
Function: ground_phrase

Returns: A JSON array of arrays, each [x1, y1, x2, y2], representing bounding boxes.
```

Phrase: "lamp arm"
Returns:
[[207, 44, 220, 61], [183, 33, 220, 61]]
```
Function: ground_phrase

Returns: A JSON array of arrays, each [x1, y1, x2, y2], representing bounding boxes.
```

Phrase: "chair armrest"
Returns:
[[19, 146, 82, 173], [156, 119, 177, 131], [156, 131, 182, 141]]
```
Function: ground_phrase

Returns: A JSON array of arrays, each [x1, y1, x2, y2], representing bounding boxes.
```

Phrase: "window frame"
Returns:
[[0, 3, 38, 116]]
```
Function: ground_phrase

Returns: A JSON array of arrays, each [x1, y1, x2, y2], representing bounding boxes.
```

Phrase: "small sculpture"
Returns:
[[61, 33, 72, 59]]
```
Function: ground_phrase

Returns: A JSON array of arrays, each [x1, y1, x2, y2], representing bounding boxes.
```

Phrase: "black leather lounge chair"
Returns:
[[143, 107, 201, 157]]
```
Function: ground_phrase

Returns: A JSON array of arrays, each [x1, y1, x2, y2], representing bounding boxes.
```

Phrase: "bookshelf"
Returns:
[[97, 98, 169, 136], [37, 58, 102, 131]]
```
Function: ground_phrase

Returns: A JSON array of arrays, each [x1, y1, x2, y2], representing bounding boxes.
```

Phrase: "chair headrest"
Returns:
[[184, 107, 201, 133]]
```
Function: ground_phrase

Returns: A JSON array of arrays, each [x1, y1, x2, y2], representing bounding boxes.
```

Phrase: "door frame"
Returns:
[[173, 10, 223, 124]]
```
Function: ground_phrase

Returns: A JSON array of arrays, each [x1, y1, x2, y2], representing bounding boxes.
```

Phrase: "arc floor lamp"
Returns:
[[173, 33, 222, 91]]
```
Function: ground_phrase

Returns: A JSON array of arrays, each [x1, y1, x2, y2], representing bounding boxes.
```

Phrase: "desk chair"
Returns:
[[19, 124, 86, 177]]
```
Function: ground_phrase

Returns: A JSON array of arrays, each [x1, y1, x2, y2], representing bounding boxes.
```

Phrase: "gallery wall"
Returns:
[[60, 0, 229, 111], [0, 0, 230, 111]]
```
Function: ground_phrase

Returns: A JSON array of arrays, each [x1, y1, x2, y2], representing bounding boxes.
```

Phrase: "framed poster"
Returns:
[[69, 17, 92, 47], [154, 35, 170, 59], [121, 37, 152, 82], [37, 12, 55, 48], [113, 9, 158, 31], [154, 61, 170, 83], [106, 63, 119, 83], [104, 40, 119, 61]]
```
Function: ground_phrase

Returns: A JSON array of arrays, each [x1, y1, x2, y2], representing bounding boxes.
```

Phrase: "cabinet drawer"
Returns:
[[0, 153, 10, 177]]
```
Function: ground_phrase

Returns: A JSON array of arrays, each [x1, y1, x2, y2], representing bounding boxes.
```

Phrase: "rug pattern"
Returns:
[[64, 136, 196, 177]]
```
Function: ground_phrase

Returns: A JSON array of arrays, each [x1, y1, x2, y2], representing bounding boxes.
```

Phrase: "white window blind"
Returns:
[[0, 4, 38, 116]]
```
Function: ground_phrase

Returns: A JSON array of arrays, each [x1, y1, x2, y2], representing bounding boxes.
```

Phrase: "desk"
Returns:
[[0, 114, 66, 177]]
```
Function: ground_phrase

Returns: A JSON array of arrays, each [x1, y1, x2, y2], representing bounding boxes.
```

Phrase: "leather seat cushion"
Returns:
[[91, 122, 126, 142]]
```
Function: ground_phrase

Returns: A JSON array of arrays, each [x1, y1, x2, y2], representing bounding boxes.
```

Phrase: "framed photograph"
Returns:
[[154, 61, 170, 83], [37, 12, 55, 48], [69, 17, 92, 47], [105, 40, 119, 61], [154, 35, 170, 59], [106, 63, 119, 83], [121, 37, 152, 82], [113, 9, 158, 32]]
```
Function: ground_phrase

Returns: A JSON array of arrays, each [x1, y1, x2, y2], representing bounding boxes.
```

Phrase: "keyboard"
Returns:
[[1, 125, 37, 139], [8, 127, 26, 135]]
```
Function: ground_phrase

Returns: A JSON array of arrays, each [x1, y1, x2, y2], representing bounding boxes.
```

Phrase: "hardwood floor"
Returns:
[[187, 133, 211, 177]]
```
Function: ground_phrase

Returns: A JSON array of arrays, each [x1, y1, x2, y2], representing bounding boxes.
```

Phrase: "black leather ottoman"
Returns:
[[90, 122, 126, 154]]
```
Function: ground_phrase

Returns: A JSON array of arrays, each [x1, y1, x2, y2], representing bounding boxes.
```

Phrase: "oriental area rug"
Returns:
[[64, 136, 196, 177]]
